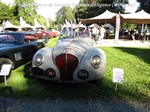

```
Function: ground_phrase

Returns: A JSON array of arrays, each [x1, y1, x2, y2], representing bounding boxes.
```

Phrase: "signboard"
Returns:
[[113, 68, 124, 83], [0, 64, 12, 76]]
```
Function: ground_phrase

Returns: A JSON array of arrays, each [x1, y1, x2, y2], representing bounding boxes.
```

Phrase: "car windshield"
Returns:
[[0, 33, 23, 43]]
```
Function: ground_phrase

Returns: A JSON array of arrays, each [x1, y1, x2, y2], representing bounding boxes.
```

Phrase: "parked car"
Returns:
[[30, 30, 53, 39], [0, 32, 45, 82], [47, 29, 59, 37], [30, 33, 106, 85]]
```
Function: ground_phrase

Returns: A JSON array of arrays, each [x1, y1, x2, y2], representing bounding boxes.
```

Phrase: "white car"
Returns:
[[30, 34, 106, 85]]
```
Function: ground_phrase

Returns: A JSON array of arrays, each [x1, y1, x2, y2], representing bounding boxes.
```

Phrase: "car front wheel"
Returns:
[[0, 58, 13, 83]]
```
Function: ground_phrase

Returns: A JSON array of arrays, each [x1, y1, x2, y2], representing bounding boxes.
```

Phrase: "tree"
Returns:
[[55, 6, 74, 25], [55, 7, 66, 25], [74, 0, 130, 21], [0, 2, 15, 25], [113, 0, 129, 13], [13, 0, 38, 25], [136, 0, 150, 13]]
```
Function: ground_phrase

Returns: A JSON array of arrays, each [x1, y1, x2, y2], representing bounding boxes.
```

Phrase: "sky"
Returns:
[[2, 0, 139, 20], [124, 0, 140, 13], [1, 0, 80, 20]]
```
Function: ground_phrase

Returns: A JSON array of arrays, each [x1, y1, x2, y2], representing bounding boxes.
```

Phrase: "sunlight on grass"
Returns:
[[100, 47, 150, 100], [0, 37, 150, 101], [45, 36, 59, 47]]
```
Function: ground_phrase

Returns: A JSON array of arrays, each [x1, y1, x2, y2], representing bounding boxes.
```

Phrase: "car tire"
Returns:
[[0, 58, 13, 83]]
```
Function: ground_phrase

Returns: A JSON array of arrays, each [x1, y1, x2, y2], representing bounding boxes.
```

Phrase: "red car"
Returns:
[[47, 30, 59, 37], [31, 30, 53, 39]]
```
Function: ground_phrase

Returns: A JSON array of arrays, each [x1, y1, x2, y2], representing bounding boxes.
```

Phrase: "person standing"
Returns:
[[92, 25, 98, 44], [99, 25, 106, 44], [130, 29, 135, 41], [138, 25, 142, 40]]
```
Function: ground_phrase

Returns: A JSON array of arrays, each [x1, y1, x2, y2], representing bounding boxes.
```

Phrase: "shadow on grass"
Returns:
[[19, 58, 149, 101], [0, 86, 14, 96], [114, 47, 150, 64], [23, 62, 35, 80]]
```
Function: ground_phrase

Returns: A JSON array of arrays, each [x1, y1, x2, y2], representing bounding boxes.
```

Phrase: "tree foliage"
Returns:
[[136, 0, 150, 13], [13, 0, 37, 25], [74, 0, 129, 21], [1, 0, 148, 30], [0, 2, 14, 25], [55, 6, 74, 25], [0, 0, 54, 28]]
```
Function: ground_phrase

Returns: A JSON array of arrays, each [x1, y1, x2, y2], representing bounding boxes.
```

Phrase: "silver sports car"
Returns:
[[30, 34, 106, 85]]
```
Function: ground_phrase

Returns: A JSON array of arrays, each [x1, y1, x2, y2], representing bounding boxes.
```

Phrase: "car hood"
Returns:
[[52, 38, 94, 61]]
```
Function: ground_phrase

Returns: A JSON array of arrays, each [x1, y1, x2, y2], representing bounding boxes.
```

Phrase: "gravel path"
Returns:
[[0, 97, 149, 112], [96, 39, 150, 47]]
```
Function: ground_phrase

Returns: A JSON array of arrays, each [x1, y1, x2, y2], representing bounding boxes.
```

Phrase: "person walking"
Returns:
[[99, 25, 106, 44]]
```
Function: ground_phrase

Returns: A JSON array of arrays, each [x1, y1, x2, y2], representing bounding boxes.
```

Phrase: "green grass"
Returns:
[[0, 37, 150, 102]]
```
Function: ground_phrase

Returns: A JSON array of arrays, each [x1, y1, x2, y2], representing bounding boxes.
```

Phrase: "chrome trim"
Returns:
[[14, 52, 23, 61], [90, 55, 101, 68], [34, 54, 44, 66]]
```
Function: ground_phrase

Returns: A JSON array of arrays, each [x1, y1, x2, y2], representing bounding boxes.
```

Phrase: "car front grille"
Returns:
[[55, 54, 78, 80]]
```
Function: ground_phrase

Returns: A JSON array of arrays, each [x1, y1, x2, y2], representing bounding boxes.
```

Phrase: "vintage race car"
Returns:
[[31, 35, 106, 84], [0, 32, 45, 82]]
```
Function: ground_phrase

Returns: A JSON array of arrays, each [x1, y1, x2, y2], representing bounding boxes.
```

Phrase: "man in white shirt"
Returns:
[[92, 25, 98, 44], [99, 25, 106, 44]]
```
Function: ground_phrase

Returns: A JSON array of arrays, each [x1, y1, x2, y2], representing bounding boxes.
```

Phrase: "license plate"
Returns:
[[57, 80, 77, 84]]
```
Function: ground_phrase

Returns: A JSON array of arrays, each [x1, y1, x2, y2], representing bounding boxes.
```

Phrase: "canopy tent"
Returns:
[[20, 17, 33, 30], [34, 18, 45, 29], [76, 24, 86, 29], [104, 23, 114, 28], [81, 9, 150, 24], [104, 23, 114, 31], [88, 23, 99, 28], [61, 21, 86, 29], [62, 20, 72, 29], [81, 10, 118, 24], [4, 20, 19, 31], [120, 10, 150, 24]]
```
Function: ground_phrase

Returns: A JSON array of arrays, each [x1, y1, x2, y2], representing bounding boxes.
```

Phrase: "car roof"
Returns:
[[0, 31, 35, 35]]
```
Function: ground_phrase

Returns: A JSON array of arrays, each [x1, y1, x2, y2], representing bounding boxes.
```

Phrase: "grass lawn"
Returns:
[[0, 37, 150, 102]]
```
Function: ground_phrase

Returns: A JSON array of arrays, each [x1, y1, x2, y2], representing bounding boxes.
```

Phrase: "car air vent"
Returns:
[[55, 54, 78, 80]]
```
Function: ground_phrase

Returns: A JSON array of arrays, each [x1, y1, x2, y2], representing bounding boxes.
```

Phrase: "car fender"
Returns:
[[32, 47, 60, 80], [73, 47, 106, 82]]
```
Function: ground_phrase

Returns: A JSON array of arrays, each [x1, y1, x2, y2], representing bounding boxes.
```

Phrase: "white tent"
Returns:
[[104, 23, 114, 32], [62, 21, 72, 28], [88, 23, 99, 28], [81, 9, 150, 24], [81, 10, 118, 24], [20, 17, 33, 30], [34, 18, 45, 29], [4, 20, 19, 31], [120, 10, 150, 24], [76, 24, 86, 29]]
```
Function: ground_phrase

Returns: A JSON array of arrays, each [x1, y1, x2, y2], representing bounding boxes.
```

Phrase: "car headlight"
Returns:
[[33, 54, 44, 66], [91, 55, 101, 68]]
